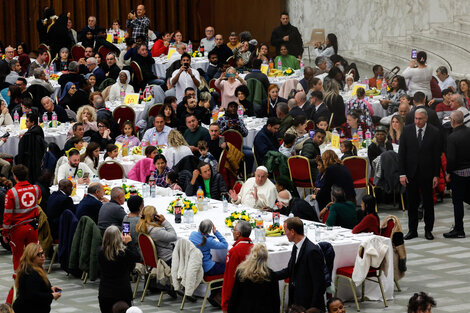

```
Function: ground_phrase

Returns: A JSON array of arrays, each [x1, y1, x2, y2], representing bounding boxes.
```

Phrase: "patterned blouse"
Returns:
[[384, 89, 406, 115], [347, 98, 374, 129], [152, 166, 172, 188]]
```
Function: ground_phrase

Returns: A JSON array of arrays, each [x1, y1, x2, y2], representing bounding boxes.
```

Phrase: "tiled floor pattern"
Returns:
[[0, 197, 468, 312]]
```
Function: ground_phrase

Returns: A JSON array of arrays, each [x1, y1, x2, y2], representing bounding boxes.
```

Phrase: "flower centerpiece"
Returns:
[[122, 184, 141, 200], [50, 74, 60, 80], [167, 197, 198, 215], [283, 68, 294, 76], [192, 50, 202, 58], [224, 210, 254, 228], [265, 224, 285, 236]]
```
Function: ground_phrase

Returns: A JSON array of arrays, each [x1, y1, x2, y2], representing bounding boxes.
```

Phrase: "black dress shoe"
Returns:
[[404, 232, 418, 240], [443, 229, 466, 238], [425, 231, 434, 240]]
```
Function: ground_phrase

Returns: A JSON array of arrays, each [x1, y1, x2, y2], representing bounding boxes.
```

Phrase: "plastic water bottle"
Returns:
[[52, 112, 57, 128], [222, 197, 228, 213], [259, 226, 266, 243], [187, 40, 193, 54], [184, 206, 194, 223], [357, 126, 363, 144], [142, 183, 150, 197], [381, 79, 388, 96], [197, 186, 204, 201], [365, 129, 372, 147], [42, 113, 48, 129], [212, 105, 219, 122], [237, 104, 244, 119], [277, 58, 282, 70], [300, 59, 305, 75], [14, 111, 19, 128], [149, 175, 156, 197], [364, 76, 369, 87], [120, 85, 125, 101], [151, 133, 158, 146], [49, 63, 55, 74]]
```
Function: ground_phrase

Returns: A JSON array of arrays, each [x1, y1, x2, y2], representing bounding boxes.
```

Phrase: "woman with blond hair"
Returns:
[[136, 205, 177, 265], [388, 115, 404, 144], [98, 226, 139, 313], [67, 104, 98, 139], [315, 150, 356, 211], [215, 66, 246, 110], [13, 243, 62, 313], [163, 129, 193, 168], [227, 243, 280, 313]]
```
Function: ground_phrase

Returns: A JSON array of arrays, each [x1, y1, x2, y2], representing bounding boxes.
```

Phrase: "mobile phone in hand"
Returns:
[[1, 132, 10, 139], [219, 136, 225, 147], [122, 222, 130, 235], [411, 49, 417, 59]]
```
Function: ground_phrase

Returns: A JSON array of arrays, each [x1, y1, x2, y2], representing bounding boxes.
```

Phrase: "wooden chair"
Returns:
[[71, 44, 85, 61], [98, 161, 125, 180], [343, 156, 369, 196], [303, 28, 325, 61], [130, 61, 144, 86], [180, 275, 224, 313], [218, 149, 237, 191], [112, 105, 136, 129], [287, 155, 315, 197], [222, 129, 246, 180], [47, 239, 59, 273]]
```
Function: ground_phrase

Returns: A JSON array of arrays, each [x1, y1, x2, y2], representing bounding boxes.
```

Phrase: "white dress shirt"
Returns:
[[171, 69, 201, 103], [294, 236, 306, 262]]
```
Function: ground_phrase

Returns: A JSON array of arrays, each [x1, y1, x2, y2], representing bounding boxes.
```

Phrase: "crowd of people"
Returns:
[[0, 3, 451, 313]]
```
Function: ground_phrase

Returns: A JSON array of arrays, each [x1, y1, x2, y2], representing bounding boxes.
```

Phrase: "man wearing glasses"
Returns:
[[103, 53, 120, 80], [200, 26, 216, 53]]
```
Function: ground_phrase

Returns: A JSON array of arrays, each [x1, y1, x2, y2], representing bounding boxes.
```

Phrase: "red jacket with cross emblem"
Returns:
[[2, 181, 41, 236], [221, 237, 253, 311]]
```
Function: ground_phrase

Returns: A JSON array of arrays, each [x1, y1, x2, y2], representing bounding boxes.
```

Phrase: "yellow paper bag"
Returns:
[[261, 64, 269, 75], [106, 34, 113, 43], [352, 84, 368, 96], [167, 47, 176, 59], [115, 143, 122, 153], [331, 132, 340, 149], [20, 116, 27, 130], [124, 93, 139, 105]]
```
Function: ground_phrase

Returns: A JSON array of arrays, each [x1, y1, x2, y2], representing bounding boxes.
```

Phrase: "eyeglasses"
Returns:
[[106, 58, 114, 61], [98, 125, 106, 128], [37, 251, 45, 257], [70, 86, 76, 89]]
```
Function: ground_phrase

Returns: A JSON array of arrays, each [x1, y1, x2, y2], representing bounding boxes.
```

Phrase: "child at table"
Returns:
[[115, 121, 141, 148], [316, 117, 331, 144], [104, 143, 119, 161], [340, 140, 357, 160], [198, 141, 218, 173], [279, 133, 296, 157], [166, 171, 182, 191]]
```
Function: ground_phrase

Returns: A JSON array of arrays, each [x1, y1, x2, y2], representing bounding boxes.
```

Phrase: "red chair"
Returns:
[[180, 274, 224, 313], [343, 156, 369, 195], [38, 43, 49, 51], [112, 105, 136, 129], [222, 129, 246, 180], [306, 120, 315, 132], [44, 50, 52, 66], [233, 181, 243, 194], [287, 155, 315, 197], [226, 55, 235, 67], [130, 61, 144, 86], [71, 44, 85, 61], [334, 243, 388, 311], [218, 150, 237, 191], [380, 218, 395, 238], [147, 103, 163, 118], [98, 161, 125, 180], [136, 234, 166, 305], [369, 177, 405, 212], [98, 45, 113, 60]]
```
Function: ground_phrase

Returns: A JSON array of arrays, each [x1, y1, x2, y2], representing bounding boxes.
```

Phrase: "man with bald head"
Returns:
[[274, 190, 319, 222], [210, 34, 233, 67], [298, 66, 314, 92], [294, 91, 313, 118], [380, 99, 411, 125], [127, 4, 150, 42], [46, 179, 75, 239], [79, 16, 98, 42], [76, 183, 108, 224], [98, 187, 126, 232], [200, 26, 216, 52], [228, 166, 277, 209], [3, 46, 15, 64], [444, 110, 470, 238]]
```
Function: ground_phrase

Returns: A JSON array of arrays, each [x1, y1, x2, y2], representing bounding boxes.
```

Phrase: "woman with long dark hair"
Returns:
[[353, 195, 380, 235], [380, 75, 408, 115], [81, 142, 100, 174], [314, 33, 338, 58]]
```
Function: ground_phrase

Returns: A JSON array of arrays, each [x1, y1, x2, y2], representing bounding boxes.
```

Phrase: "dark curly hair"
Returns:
[[407, 292, 436, 313]]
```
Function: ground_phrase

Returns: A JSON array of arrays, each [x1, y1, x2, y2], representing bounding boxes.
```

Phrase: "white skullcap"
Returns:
[[256, 166, 268, 173], [126, 307, 143, 313]]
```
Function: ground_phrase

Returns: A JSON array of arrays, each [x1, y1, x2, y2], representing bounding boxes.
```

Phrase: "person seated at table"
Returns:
[[102, 52, 121, 81], [58, 82, 78, 111], [258, 84, 287, 118], [285, 114, 309, 151], [321, 185, 358, 229], [217, 101, 248, 136], [41, 96, 69, 123], [151, 31, 171, 57], [274, 189, 319, 222], [81, 142, 100, 175], [98, 187, 127, 232], [343, 73, 354, 93], [379, 75, 407, 115], [253, 117, 281, 163], [46, 179, 76, 240], [347, 87, 374, 129], [166, 171, 183, 191], [75, 182, 108, 223], [245, 59, 270, 92], [178, 97, 211, 130], [186, 162, 226, 200], [167, 42, 187, 68], [163, 129, 193, 168], [340, 140, 357, 160], [67, 105, 98, 139], [56, 148, 93, 183], [86, 56, 106, 87], [184, 114, 210, 154], [151, 154, 173, 187], [315, 150, 356, 211], [210, 34, 233, 67], [368, 64, 384, 90], [104, 143, 119, 162], [248, 43, 270, 68], [115, 120, 141, 148], [315, 116, 331, 143], [110, 19, 125, 39], [53, 47, 71, 72], [341, 110, 368, 139], [171, 30, 184, 45], [136, 205, 177, 267], [227, 243, 280, 313], [63, 123, 84, 152], [91, 119, 114, 150], [189, 219, 228, 276], [274, 44, 300, 71], [300, 129, 326, 176], [215, 67, 246, 110], [229, 166, 277, 209], [162, 101, 179, 128], [127, 146, 159, 182], [30, 68, 55, 94], [132, 44, 165, 87], [279, 133, 297, 158], [388, 115, 404, 144], [233, 41, 251, 66], [81, 30, 95, 48], [367, 125, 393, 164], [142, 114, 171, 146], [84, 73, 97, 93], [432, 88, 453, 121], [352, 195, 380, 235], [235, 84, 254, 117], [198, 141, 218, 173], [0, 100, 12, 126], [326, 297, 346, 313]]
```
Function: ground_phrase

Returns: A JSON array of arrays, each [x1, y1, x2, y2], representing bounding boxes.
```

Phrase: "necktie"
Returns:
[[291, 244, 298, 263], [418, 128, 423, 146]]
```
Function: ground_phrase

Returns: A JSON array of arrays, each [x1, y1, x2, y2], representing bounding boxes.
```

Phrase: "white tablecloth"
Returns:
[[58, 179, 394, 302], [0, 124, 70, 156], [240, 70, 304, 89], [153, 56, 210, 78]]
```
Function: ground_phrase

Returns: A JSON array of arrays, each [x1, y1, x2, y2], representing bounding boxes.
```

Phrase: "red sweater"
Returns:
[[221, 237, 253, 311], [150, 39, 169, 57], [352, 214, 380, 235]]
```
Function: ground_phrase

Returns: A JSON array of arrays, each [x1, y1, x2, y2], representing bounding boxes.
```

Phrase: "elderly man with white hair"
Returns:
[[274, 190, 320, 222], [30, 68, 55, 93], [229, 166, 277, 209], [449, 93, 470, 127], [86, 57, 106, 86], [41, 96, 69, 123], [168, 42, 187, 66]]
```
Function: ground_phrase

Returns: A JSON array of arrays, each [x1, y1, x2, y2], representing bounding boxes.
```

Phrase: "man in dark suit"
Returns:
[[399, 108, 441, 240], [46, 179, 75, 239], [309, 90, 331, 124], [405, 91, 440, 128], [294, 91, 313, 119], [444, 110, 470, 238], [76, 183, 108, 224], [275, 217, 326, 310], [86, 57, 106, 87]]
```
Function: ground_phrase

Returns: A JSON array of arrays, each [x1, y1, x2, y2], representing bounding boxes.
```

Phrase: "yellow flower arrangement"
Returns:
[[283, 68, 294, 76], [224, 210, 254, 228], [122, 184, 141, 201], [192, 51, 202, 58], [167, 197, 198, 215]]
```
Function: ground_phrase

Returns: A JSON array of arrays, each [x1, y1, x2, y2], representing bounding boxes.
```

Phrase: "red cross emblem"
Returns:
[[21, 192, 35, 207]]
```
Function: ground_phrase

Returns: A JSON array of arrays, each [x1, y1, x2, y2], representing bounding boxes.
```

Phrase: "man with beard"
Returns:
[[56, 149, 93, 183], [270, 12, 303, 58]]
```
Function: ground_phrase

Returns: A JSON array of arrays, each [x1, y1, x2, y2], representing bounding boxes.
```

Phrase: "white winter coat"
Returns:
[[171, 239, 204, 296], [352, 236, 389, 286]]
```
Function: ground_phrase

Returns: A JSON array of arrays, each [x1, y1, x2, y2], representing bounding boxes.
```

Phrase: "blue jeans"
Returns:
[[205, 261, 225, 276]]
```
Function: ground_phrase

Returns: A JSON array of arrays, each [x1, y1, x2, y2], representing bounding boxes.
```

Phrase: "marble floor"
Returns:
[[0, 196, 467, 313]]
